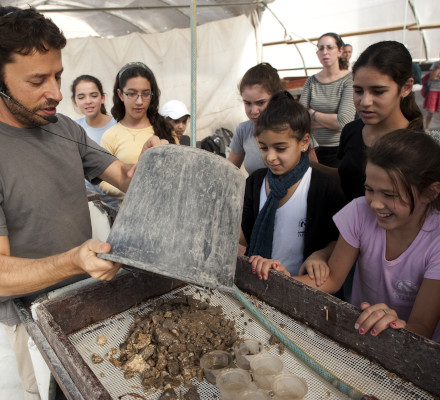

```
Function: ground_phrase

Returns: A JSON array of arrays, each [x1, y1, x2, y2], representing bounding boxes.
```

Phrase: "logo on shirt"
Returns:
[[298, 218, 306, 237], [394, 280, 418, 302]]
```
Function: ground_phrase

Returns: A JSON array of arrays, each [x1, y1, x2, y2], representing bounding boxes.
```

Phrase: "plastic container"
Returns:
[[271, 373, 308, 400], [215, 368, 252, 400], [250, 352, 284, 390], [200, 350, 233, 384], [233, 338, 264, 370], [238, 388, 270, 400]]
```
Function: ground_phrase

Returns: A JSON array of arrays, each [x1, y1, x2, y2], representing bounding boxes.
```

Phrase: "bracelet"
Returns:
[[311, 111, 316, 121]]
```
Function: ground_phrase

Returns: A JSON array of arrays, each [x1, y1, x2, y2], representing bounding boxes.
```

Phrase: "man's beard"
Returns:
[[1, 90, 56, 128]]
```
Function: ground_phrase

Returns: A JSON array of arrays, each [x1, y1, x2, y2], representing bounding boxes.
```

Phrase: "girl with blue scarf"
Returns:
[[240, 91, 345, 281]]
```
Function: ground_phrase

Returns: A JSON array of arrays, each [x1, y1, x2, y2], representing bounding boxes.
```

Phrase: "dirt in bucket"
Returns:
[[101, 290, 239, 395]]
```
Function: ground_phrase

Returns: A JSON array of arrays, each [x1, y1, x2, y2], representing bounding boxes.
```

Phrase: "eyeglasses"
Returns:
[[317, 45, 338, 52], [123, 91, 153, 101]]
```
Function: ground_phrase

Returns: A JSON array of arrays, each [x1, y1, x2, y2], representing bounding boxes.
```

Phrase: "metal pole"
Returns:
[[190, 0, 197, 147], [403, 0, 409, 44]]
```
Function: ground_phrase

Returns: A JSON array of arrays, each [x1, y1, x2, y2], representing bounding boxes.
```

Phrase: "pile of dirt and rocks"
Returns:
[[102, 291, 239, 395]]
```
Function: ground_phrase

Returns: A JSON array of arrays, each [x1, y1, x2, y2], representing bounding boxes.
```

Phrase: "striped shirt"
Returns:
[[300, 73, 355, 147]]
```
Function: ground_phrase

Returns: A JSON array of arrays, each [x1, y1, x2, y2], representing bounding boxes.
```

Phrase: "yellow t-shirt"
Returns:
[[99, 122, 155, 201]]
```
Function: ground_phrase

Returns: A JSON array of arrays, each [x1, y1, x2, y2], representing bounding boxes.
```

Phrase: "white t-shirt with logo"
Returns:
[[259, 167, 312, 275]]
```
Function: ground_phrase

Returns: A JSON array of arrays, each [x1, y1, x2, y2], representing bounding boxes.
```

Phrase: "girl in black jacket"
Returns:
[[240, 91, 345, 281]]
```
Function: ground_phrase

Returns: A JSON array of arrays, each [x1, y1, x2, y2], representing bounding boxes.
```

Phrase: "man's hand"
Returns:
[[71, 239, 121, 281]]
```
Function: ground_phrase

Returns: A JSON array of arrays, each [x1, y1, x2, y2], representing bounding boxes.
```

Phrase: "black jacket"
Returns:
[[337, 118, 367, 203], [241, 168, 345, 261]]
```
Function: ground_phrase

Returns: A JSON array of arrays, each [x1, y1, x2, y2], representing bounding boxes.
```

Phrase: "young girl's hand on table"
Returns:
[[355, 302, 406, 337], [298, 254, 330, 287], [249, 255, 290, 280]]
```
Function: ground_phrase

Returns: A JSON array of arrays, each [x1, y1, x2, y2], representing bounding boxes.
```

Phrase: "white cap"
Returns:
[[161, 100, 190, 120]]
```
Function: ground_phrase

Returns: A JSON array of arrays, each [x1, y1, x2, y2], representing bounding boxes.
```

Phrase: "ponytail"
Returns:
[[402, 93, 424, 130]]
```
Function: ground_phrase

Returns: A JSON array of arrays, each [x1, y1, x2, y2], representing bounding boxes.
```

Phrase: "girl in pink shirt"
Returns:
[[296, 129, 440, 342]]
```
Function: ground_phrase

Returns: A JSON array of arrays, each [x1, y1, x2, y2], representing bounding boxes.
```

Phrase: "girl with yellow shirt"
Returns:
[[100, 62, 177, 202]]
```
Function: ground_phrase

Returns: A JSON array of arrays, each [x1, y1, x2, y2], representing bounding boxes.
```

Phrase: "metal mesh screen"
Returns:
[[69, 285, 434, 399]]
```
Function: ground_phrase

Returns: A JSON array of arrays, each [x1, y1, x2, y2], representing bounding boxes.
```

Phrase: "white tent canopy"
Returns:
[[262, 0, 440, 78], [4, 0, 440, 139], [61, 14, 258, 138]]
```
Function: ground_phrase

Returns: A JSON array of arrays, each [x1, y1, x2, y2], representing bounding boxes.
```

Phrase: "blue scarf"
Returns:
[[247, 153, 310, 259]]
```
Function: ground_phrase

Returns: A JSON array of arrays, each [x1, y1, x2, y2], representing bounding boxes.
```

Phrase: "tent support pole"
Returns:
[[407, 0, 429, 61], [264, 4, 311, 76], [263, 24, 438, 47], [190, 1, 197, 147]]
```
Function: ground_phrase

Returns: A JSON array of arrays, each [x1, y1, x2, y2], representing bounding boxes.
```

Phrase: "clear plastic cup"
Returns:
[[238, 388, 270, 400], [216, 368, 252, 400], [250, 352, 284, 390], [271, 373, 308, 400], [200, 350, 233, 384], [233, 338, 264, 370]]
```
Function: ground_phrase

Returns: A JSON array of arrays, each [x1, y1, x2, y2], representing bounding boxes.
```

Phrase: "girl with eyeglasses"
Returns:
[[300, 32, 356, 168], [100, 62, 177, 203]]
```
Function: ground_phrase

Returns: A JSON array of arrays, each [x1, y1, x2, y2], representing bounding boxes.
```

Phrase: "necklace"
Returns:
[[121, 120, 151, 141]]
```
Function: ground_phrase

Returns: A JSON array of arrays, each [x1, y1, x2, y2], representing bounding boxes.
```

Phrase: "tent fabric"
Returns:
[[4, 1, 440, 138], [2, 0, 263, 38], [262, 0, 440, 77], [60, 15, 257, 140]]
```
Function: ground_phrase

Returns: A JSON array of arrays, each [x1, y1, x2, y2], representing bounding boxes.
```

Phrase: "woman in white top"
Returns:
[[71, 75, 118, 208], [300, 33, 356, 168]]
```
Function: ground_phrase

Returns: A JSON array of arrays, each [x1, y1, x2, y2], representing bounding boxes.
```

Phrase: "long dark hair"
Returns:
[[353, 41, 423, 130], [111, 62, 175, 143], [71, 75, 107, 115], [367, 129, 440, 212], [318, 32, 345, 70], [0, 7, 66, 85], [239, 62, 284, 95]]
